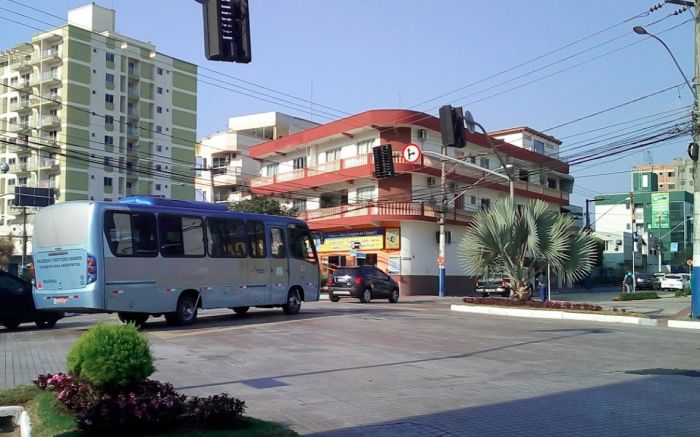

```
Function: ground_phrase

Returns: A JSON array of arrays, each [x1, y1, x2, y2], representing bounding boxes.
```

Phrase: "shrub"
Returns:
[[676, 288, 692, 297], [66, 323, 155, 388], [462, 297, 602, 311], [186, 394, 246, 428], [616, 292, 659, 301]]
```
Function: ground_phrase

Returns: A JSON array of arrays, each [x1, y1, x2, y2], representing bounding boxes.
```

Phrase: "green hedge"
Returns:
[[617, 292, 659, 301], [675, 289, 692, 297]]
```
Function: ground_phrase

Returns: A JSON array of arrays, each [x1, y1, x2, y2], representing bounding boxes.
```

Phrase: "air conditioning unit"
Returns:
[[417, 129, 428, 140], [427, 176, 436, 187], [454, 150, 465, 158]]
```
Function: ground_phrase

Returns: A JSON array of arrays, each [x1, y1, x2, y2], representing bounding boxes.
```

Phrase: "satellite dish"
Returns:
[[463, 110, 476, 134], [688, 142, 698, 162]]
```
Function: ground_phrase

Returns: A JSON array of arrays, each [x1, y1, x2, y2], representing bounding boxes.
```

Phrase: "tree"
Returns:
[[458, 199, 597, 301], [229, 196, 297, 216], [592, 237, 605, 268], [0, 235, 15, 271]]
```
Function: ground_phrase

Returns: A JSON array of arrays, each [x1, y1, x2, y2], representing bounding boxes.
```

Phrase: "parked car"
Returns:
[[660, 274, 690, 291], [634, 273, 654, 290], [476, 276, 511, 297], [327, 266, 399, 303], [651, 273, 665, 290], [0, 270, 63, 330]]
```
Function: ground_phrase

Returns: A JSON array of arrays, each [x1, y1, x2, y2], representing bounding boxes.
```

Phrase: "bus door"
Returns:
[[288, 224, 320, 301], [246, 220, 270, 305], [268, 226, 289, 305]]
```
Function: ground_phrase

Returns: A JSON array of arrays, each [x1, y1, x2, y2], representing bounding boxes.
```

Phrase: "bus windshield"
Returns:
[[34, 203, 90, 247]]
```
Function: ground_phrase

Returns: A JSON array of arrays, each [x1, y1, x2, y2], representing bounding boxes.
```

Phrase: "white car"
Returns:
[[660, 274, 690, 291]]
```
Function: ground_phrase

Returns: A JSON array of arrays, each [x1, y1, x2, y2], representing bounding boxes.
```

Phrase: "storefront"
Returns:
[[317, 227, 401, 275]]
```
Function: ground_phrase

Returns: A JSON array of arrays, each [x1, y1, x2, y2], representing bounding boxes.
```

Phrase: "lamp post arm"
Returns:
[[645, 32, 697, 99], [472, 121, 516, 182]]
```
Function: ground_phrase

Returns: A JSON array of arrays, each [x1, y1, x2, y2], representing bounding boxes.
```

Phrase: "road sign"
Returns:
[[351, 241, 361, 249], [402, 143, 422, 163], [350, 249, 357, 256], [437, 256, 444, 266], [356, 253, 366, 260], [687, 259, 693, 266]]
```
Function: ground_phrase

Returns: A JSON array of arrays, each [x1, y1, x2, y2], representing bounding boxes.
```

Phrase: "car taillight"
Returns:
[[87, 254, 97, 285], [327, 276, 333, 285], [502, 279, 510, 287], [354, 277, 363, 285]]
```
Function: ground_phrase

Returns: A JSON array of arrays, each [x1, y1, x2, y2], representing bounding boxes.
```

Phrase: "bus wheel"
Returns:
[[118, 312, 149, 328], [166, 293, 198, 326], [2, 321, 20, 330], [232, 306, 249, 315], [282, 289, 301, 315]]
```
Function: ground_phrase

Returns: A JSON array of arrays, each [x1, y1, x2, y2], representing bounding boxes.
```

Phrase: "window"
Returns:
[[104, 211, 158, 257], [156, 106, 162, 114], [105, 94, 114, 103], [104, 177, 113, 186], [106, 52, 115, 62], [533, 140, 545, 154], [156, 125, 162, 133], [155, 184, 161, 191], [246, 221, 266, 258], [480, 198, 491, 210], [105, 73, 114, 83], [668, 172, 674, 177], [469, 156, 477, 164], [156, 145, 162, 152], [356, 186, 376, 202], [293, 157, 306, 170], [480, 158, 490, 169], [264, 163, 279, 177], [7, 179, 15, 186], [18, 177, 27, 185], [105, 115, 113, 125], [668, 184, 676, 190], [270, 227, 286, 259], [104, 135, 113, 145], [104, 157, 112, 166], [157, 86, 163, 94], [155, 164, 162, 172], [546, 177, 557, 189], [212, 157, 227, 168], [159, 215, 205, 257], [206, 218, 246, 257], [325, 148, 341, 162], [292, 198, 307, 212], [9, 97, 17, 105], [357, 139, 372, 155], [289, 225, 317, 262], [157, 67, 163, 75]]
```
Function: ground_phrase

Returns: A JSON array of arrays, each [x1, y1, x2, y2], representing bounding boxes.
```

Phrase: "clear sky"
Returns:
[[0, 1, 695, 208]]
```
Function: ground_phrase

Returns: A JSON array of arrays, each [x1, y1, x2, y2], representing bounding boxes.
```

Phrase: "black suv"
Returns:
[[328, 266, 399, 303], [0, 270, 63, 330]]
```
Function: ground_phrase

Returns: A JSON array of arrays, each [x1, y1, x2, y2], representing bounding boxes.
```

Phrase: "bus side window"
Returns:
[[289, 227, 317, 263], [207, 218, 246, 258], [104, 211, 157, 257], [159, 214, 204, 257], [270, 227, 286, 259], [246, 221, 266, 258]]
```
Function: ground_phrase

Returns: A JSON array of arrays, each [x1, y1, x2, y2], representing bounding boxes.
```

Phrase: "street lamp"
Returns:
[[632, 26, 696, 99]]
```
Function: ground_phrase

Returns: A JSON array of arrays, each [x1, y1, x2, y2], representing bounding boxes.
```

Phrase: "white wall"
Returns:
[[400, 221, 467, 276]]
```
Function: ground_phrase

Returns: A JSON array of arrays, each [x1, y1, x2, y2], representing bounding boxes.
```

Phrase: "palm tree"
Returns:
[[458, 198, 596, 300]]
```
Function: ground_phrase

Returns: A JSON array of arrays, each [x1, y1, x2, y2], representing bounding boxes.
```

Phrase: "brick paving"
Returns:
[[1, 298, 699, 435]]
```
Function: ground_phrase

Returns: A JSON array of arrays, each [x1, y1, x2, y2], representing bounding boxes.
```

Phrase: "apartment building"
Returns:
[[633, 157, 694, 192], [248, 109, 574, 295], [0, 3, 197, 268], [490, 126, 561, 160], [196, 112, 318, 203]]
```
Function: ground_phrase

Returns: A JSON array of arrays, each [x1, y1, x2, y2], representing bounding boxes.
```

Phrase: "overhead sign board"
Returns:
[[14, 187, 54, 207], [651, 192, 670, 229]]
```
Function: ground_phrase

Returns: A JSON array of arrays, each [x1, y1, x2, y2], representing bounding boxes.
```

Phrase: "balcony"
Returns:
[[126, 144, 139, 156], [9, 100, 32, 113], [30, 49, 61, 64], [5, 139, 30, 155], [9, 161, 34, 174], [127, 88, 140, 100], [212, 166, 243, 187], [296, 201, 473, 226], [38, 179, 59, 189], [127, 67, 139, 79], [39, 158, 60, 171], [126, 126, 139, 140], [38, 115, 60, 129], [15, 79, 31, 91], [30, 93, 61, 108], [7, 122, 31, 134], [30, 71, 60, 86], [10, 58, 32, 72]]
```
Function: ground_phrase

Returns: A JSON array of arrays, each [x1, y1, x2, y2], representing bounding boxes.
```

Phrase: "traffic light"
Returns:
[[197, 0, 252, 63], [373, 144, 395, 178], [439, 105, 466, 148]]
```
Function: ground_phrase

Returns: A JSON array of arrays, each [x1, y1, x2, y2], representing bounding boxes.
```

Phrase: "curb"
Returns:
[[668, 320, 700, 330], [450, 304, 659, 327], [0, 406, 31, 437]]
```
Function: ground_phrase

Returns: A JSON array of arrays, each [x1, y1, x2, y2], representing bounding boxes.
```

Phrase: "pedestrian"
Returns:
[[623, 271, 634, 294], [20, 263, 34, 284]]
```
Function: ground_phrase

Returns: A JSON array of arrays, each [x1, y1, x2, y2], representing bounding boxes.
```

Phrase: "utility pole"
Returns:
[[657, 215, 663, 273], [630, 191, 636, 293], [692, 0, 700, 318], [21, 206, 27, 267]]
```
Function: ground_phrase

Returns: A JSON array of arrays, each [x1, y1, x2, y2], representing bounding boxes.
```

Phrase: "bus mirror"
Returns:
[[312, 232, 325, 245]]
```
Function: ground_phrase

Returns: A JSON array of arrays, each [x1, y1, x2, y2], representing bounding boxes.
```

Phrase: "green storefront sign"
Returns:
[[651, 192, 669, 228]]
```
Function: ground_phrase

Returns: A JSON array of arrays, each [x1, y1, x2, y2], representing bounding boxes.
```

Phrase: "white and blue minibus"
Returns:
[[32, 196, 320, 326]]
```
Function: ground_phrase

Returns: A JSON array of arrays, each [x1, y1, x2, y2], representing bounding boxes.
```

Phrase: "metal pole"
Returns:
[[692, 0, 700, 318], [658, 217, 662, 273], [438, 145, 447, 297], [546, 263, 551, 301], [21, 207, 27, 267], [585, 199, 591, 230], [509, 179, 514, 200]]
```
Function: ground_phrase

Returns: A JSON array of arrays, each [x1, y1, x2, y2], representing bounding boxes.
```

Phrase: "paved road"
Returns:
[[2, 297, 699, 436]]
